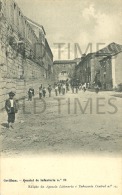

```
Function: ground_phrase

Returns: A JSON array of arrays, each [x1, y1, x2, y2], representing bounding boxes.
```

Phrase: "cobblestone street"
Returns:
[[0, 90, 122, 156]]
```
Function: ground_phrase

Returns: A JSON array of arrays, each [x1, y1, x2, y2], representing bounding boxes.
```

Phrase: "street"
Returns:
[[0, 90, 122, 156]]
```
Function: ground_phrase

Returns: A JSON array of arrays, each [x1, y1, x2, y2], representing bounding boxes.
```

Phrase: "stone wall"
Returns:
[[0, 78, 25, 110], [100, 58, 112, 90], [99, 52, 122, 90], [0, 56, 50, 110], [0, 0, 54, 110], [113, 52, 122, 86], [0, 24, 52, 110]]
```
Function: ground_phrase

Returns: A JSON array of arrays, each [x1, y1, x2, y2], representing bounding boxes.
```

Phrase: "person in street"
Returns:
[[79, 83, 82, 90], [62, 83, 66, 95], [95, 81, 101, 93], [28, 88, 33, 101], [87, 83, 90, 89], [66, 81, 69, 93], [71, 80, 74, 93], [75, 80, 79, 93], [97, 80, 102, 88], [95, 85, 100, 93], [47, 84, 52, 97], [5, 91, 19, 128], [58, 83, 62, 95], [32, 88, 34, 96], [42, 87, 46, 97], [39, 85, 43, 99], [82, 83, 86, 92], [55, 85, 58, 96]]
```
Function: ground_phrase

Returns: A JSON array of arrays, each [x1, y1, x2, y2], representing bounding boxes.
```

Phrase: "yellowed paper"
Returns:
[[0, 0, 122, 195]]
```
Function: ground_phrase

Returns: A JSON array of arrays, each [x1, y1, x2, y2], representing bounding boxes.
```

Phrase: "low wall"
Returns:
[[0, 78, 26, 110], [0, 76, 52, 110]]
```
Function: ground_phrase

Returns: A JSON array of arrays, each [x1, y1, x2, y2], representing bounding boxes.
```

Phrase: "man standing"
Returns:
[[58, 83, 61, 95], [71, 80, 74, 93], [28, 88, 33, 101], [62, 83, 66, 95], [55, 84, 58, 96], [66, 81, 69, 93], [5, 91, 19, 128], [39, 85, 43, 99], [47, 84, 52, 97], [82, 83, 86, 92], [42, 87, 46, 98], [75, 80, 79, 93]]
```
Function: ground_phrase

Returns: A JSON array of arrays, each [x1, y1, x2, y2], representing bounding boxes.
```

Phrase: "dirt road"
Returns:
[[0, 90, 122, 156]]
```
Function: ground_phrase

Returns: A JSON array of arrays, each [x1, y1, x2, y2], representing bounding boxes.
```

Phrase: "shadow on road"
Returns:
[[1, 123, 8, 128]]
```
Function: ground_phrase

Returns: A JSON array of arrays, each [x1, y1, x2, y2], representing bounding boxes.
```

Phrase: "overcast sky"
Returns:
[[15, 0, 122, 60]]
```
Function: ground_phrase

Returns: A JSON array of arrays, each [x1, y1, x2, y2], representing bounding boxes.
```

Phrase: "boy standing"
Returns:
[[5, 91, 19, 128]]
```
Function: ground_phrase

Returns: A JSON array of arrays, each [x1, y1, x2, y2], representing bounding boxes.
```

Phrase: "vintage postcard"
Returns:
[[0, 0, 122, 194]]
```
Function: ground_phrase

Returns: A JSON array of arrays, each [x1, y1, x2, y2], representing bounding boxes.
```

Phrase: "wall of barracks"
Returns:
[[0, 0, 53, 110]]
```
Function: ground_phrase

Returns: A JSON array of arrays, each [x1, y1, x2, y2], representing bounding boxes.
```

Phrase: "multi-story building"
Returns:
[[99, 51, 122, 90], [0, 0, 53, 80], [75, 53, 105, 86], [0, 0, 53, 109], [26, 17, 53, 79], [53, 58, 80, 82], [75, 42, 122, 89]]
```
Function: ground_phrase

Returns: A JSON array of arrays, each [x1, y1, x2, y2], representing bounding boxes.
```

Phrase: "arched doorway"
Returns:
[[58, 70, 69, 82]]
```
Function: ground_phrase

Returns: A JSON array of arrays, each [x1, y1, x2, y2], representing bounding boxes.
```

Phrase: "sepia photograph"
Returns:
[[0, 0, 122, 194]]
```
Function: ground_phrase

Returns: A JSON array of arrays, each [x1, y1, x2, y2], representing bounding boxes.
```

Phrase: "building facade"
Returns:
[[75, 43, 122, 89], [0, 0, 53, 80], [0, 0, 53, 109], [75, 53, 104, 86], [26, 17, 53, 79], [100, 52, 122, 89], [53, 59, 80, 82], [98, 42, 122, 89]]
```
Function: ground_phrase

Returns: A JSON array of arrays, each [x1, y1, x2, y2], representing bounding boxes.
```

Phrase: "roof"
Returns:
[[53, 60, 77, 65], [96, 42, 122, 56], [25, 16, 46, 35], [76, 42, 122, 67]]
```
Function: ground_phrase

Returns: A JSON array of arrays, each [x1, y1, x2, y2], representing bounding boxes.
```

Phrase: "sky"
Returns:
[[15, 0, 122, 60]]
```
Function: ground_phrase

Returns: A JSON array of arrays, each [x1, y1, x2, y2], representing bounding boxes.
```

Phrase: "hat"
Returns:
[[8, 91, 15, 96]]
